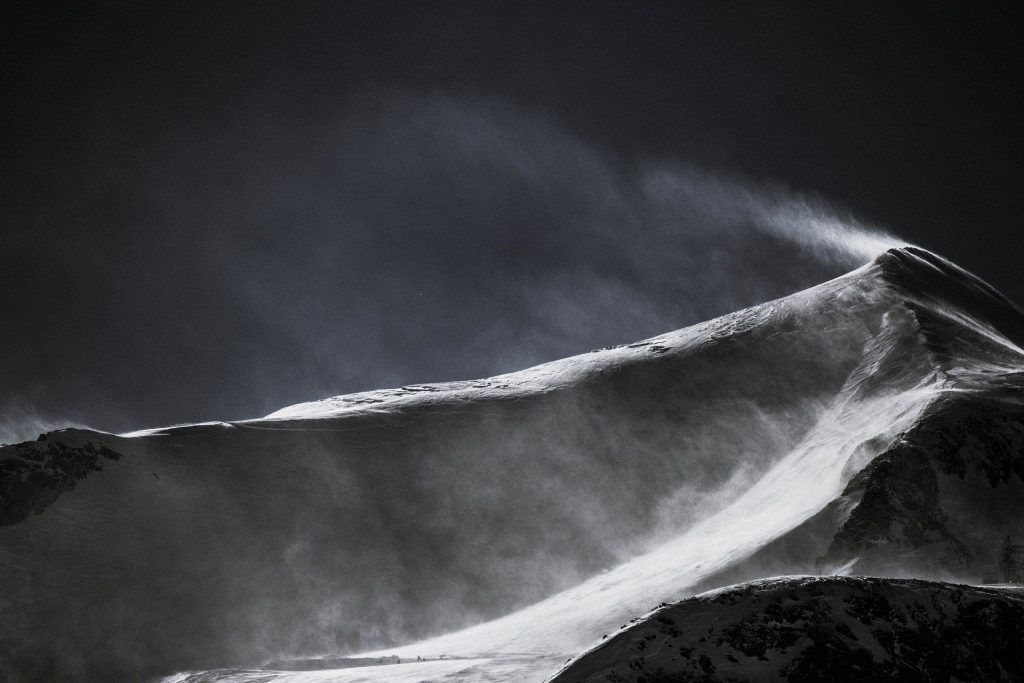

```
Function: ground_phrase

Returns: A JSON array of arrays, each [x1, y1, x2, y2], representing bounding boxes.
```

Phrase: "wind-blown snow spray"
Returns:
[[640, 163, 903, 265]]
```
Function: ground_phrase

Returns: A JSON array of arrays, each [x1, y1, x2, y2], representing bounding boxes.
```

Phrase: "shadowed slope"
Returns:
[[548, 576, 1024, 683]]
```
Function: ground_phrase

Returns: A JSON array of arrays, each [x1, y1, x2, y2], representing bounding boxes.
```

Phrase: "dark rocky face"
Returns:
[[0, 440, 121, 526], [550, 577, 1024, 683]]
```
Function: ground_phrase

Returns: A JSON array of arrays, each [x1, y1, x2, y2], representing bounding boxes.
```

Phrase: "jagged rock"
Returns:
[[0, 440, 121, 526]]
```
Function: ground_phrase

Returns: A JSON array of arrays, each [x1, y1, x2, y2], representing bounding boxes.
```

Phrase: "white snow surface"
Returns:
[[169, 372, 937, 683]]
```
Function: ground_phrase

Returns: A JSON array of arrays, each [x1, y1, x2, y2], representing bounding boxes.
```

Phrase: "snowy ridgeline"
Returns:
[[548, 576, 1024, 682], [2, 247, 1024, 682]]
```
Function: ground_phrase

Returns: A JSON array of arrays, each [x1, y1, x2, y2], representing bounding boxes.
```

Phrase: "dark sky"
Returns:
[[3, 1, 1022, 439]]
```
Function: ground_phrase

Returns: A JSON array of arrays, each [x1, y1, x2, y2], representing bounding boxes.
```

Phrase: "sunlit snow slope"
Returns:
[[2, 247, 1023, 683]]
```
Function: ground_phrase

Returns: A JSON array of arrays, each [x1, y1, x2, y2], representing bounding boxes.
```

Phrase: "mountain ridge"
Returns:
[[31, 247, 1017, 442], [2, 246, 1023, 682], [547, 576, 1024, 683]]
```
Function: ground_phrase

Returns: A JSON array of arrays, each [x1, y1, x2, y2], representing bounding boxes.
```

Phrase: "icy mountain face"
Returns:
[[688, 249, 1024, 593], [1, 247, 1022, 682], [820, 396, 1024, 579], [547, 576, 1024, 683]]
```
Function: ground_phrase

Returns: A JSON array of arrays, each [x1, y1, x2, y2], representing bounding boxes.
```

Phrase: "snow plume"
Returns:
[[211, 93, 906, 414], [639, 165, 901, 264], [0, 400, 85, 445], [0, 91, 905, 440]]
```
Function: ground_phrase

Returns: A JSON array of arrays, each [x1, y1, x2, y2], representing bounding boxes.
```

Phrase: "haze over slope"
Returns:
[[2, 247, 1023, 683]]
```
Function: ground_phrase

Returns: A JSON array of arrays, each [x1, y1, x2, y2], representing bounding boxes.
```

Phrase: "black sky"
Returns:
[[3, 1, 1023, 438]]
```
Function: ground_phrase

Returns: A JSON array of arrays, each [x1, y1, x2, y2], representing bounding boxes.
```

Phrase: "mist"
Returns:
[[1, 92, 899, 443]]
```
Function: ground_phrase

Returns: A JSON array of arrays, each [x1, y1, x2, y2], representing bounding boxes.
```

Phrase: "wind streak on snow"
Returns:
[[186, 317, 944, 683], [361, 352, 941, 661], [343, 313, 945, 683]]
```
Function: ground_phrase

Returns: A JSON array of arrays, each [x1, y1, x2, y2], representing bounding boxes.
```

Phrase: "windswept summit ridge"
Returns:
[[125, 246, 1016, 435], [876, 246, 1024, 349], [257, 246, 1021, 425]]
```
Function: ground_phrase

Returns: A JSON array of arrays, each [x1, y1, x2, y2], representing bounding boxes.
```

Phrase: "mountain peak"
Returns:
[[874, 245, 1024, 349]]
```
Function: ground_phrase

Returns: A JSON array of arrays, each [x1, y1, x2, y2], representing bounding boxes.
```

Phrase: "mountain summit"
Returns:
[[2, 247, 1022, 682]]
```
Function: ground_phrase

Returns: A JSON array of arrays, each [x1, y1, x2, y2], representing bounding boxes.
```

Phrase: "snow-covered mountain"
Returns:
[[1, 247, 1022, 682], [548, 576, 1024, 682]]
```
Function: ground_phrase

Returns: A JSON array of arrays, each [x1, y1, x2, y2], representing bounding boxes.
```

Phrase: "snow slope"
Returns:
[[2, 247, 1023, 682], [548, 576, 1024, 682]]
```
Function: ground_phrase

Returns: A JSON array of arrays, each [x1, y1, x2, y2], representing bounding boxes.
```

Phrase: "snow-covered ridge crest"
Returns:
[[114, 246, 1019, 435], [547, 576, 1024, 682], [115, 246, 1021, 438], [260, 249, 870, 423], [876, 246, 1024, 351]]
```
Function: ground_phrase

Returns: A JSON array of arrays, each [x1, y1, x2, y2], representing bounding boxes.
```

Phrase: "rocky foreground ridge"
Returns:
[[549, 576, 1024, 682]]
